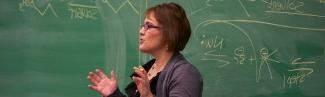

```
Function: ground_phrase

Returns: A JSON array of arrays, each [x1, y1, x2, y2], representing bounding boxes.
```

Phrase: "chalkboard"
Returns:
[[1, 0, 325, 97]]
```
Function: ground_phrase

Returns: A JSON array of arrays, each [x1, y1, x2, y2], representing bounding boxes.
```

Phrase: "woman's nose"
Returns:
[[139, 28, 145, 36]]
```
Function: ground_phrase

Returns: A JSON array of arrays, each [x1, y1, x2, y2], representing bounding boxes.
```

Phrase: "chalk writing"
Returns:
[[283, 68, 313, 87], [201, 35, 224, 49], [205, 0, 222, 7], [256, 48, 280, 82], [234, 47, 246, 64], [238, 0, 251, 17], [248, 56, 257, 64], [201, 50, 230, 68], [194, 19, 257, 69], [200, 35, 229, 68], [201, 49, 229, 68], [262, 0, 304, 13], [68, 3, 99, 19], [291, 58, 315, 65], [102, 0, 139, 14], [194, 20, 325, 32], [18, 0, 58, 17], [262, 0, 325, 18], [193, 19, 324, 84], [283, 56, 316, 87], [265, 11, 325, 19]]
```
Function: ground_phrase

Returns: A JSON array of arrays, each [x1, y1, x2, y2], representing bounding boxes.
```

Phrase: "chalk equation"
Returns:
[[257, 48, 280, 82], [18, 0, 142, 20], [263, 0, 304, 13], [284, 68, 313, 88], [193, 13, 324, 85], [197, 33, 318, 87], [102, 0, 139, 14], [68, 3, 99, 19], [18, 0, 58, 17]]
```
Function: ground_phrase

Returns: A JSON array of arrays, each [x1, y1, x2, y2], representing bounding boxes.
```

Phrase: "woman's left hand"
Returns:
[[133, 66, 154, 97]]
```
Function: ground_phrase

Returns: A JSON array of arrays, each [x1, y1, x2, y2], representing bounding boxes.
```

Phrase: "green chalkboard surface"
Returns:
[[1, 0, 325, 97]]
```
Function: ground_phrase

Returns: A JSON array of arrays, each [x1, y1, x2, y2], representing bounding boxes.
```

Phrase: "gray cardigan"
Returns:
[[109, 53, 203, 97]]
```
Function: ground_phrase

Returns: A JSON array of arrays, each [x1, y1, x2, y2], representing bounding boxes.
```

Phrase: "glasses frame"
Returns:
[[142, 22, 160, 31]]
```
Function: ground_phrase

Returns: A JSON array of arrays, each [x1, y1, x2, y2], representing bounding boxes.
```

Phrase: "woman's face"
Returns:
[[139, 13, 165, 54]]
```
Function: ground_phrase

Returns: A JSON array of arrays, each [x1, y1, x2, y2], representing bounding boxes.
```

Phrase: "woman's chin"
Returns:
[[139, 47, 151, 54], [139, 46, 146, 52]]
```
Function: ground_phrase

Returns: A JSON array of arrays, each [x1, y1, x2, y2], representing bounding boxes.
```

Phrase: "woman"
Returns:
[[87, 2, 203, 97]]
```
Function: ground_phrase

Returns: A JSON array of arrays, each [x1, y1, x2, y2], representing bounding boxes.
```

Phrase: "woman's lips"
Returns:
[[140, 39, 144, 44]]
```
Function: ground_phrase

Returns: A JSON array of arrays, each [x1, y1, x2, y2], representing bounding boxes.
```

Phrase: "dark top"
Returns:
[[108, 53, 203, 97]]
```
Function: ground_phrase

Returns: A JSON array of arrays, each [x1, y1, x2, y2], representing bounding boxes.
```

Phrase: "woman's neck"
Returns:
[[152, 50, 173, 71]]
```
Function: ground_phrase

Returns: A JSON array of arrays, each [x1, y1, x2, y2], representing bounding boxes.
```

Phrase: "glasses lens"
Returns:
[[144, 24, 149, 30], [142, 23, 159, 31]]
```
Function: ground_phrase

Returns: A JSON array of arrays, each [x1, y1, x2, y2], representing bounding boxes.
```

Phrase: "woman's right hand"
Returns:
[[87, 69, 118, 97]]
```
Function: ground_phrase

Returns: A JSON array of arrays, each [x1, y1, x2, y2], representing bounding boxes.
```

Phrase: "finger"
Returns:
[[134, 68, 146, 78], [110, 70, 116, 81], [133, 66, 146, 76], [132, 77, 142, 93], [87, 75, 99, 85], [133, 66, 139, 70], [138, 66, 147, 74], [132, 76, 144, 86], [132, 76, 149, 94], [88, 85, 100, 91], [95, 69, 107, 79], [89, 72, 101, 83]]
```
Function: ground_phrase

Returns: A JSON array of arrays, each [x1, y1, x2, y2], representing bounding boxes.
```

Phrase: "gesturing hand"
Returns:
[[133, 66, 154, 97], [87, 69, 118, 97]]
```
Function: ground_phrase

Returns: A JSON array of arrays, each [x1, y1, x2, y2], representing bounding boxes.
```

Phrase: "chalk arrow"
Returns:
[[292, 58, 315, 65]]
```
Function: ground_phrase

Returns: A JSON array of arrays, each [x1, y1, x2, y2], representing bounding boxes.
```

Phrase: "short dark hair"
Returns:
[[145, 2, 191, 53]]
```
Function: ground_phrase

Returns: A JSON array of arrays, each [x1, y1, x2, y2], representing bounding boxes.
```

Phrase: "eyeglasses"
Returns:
[[141, 23, 160, 31]]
